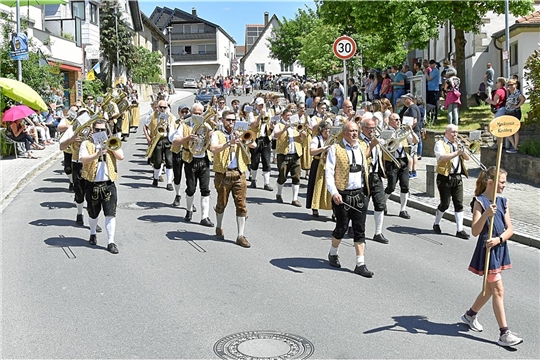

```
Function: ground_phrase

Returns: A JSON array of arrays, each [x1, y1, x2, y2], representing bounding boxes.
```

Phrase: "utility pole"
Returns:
[[115, 7, 119, 84], [504, 0, 511, 78], [167, 26, 173, 79], [16, 0, 21, 81]]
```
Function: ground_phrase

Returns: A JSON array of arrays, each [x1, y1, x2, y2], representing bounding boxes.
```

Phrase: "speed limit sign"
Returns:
[[333, 35, 357, 60]]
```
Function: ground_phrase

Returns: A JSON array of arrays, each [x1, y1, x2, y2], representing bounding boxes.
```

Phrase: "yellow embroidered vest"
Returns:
[[436, 141, 468, 177], [382, 139, 408, 162], [275, 123, 303, 156], [334, 141, 370, 195], [81, 141, 118, 182], [213, 131, 250, 173]]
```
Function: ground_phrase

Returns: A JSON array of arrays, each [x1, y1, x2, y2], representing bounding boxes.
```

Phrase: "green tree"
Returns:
[[524, 48, 540, 124], [82, 78, 104, 100], [99, 0, 135, 87], [130, 46, 162, 83], [0, 13, 62, 104]]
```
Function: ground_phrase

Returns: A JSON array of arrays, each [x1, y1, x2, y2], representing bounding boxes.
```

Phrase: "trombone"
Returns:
[[373, 127, 401, 167], [457, 134, 486, 171]]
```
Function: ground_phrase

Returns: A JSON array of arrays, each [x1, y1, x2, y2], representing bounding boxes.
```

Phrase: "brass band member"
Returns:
[[170, 104, 190, 207], [172, 103, 214, 227], [129, 90, 140, 133], [273, 105, 306, 206], [305, 121, 332, 217], [360, 116, 389, 244], [210, 110, 256, 248], [57, 106, 78, 191], [325, 122, 373, 277], [144, 100, 175, 190], [383, 113, 418, 219], [297, 103, 312, 179], [79, 119, 124, 254], [248, 97, 273, 190], [433, 124, 471, 239]]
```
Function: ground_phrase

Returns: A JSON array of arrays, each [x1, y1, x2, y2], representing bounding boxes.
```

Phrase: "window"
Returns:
[[510, 42, 518, 66], [280, 63, 293, 72], [71, 1, 85, 20], [89, 3, 98, 25], [198, 24, 204, 33], [256, 63, 265, 73], [184, 46, 191, 54], [198, 44, 216, 54]]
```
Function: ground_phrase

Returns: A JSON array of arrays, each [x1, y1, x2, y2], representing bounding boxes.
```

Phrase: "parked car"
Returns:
[[194, 87, 222, 105], [183, 78, 197, 89]]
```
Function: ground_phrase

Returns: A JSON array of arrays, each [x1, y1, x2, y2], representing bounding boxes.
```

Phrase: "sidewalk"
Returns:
[[388, 155, 540, 248], [0, 90, 191, 212]]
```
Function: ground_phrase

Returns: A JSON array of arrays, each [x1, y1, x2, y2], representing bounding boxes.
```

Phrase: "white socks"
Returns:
[[216, 212, 224, 229], [251, 169, 258, 181], [174, 183, 181, 196], [356, 255, 365, 266], [374, 210, 384, 235], [263, 171, 270, 185], [105, 216, 115, 244], [434, 209, 444, 225], [292, 184, 300, 201], [88, 217, 98, 235], [277, 183, 284, 196], [329, 246, 338, 256], [455, 211, 464, 232], [400, 192, 409, 211], [237, 216, 246, 236], [76, 202, 84, 215], [186, 195, 194, 212], [201, 196, 210, 219], [67, 173, 73, 183], [165, 168, 173, 184], [153, 168, 160, 180]]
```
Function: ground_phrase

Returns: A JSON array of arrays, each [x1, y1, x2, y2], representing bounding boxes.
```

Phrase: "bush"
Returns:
[[518, 139, 540, 158], [524, 48, 540, 124]]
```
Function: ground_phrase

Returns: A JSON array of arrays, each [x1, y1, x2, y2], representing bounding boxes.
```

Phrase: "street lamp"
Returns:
[[166, 26, 173, 79]]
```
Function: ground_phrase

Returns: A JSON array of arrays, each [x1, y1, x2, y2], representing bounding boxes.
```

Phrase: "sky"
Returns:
[[137, 0, 316, 45]]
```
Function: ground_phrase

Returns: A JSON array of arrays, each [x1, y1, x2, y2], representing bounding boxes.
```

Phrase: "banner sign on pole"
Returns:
[[10, 32, 29, 60]]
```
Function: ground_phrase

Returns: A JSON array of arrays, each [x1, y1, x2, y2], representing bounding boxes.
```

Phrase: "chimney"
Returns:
[[264, 12, 269, 26], [192, 7, 197, 17]]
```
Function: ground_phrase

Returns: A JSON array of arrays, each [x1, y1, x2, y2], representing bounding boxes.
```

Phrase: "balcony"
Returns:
[[171, 32, 215, 41], [171, 53, 217, 62]]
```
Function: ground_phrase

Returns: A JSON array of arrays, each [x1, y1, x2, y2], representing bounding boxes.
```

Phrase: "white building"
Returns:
[[147, 6, 236, 80], [240, 13, 304, 77]]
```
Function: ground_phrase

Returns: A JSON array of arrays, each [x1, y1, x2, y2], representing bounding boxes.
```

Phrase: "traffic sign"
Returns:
[[333, 35, 357, 60]]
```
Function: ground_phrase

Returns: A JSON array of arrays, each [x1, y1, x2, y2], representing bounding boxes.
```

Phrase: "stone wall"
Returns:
[[481, 148, 540, 186]]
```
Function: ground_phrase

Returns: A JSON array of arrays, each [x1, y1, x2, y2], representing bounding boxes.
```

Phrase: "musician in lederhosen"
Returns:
[[57, 105, 78, 191], [273, 105, 306, 207], [129, 90, 140, 133], [360, 116, 389, 244], [79, 119, 124, 254], [268, 94, 283, 163], [305, 121, 332, 217], [383, 113, 418, 219], [297, 103, 312, 179], [143, 100, 175, 190], [248, 97, 273, 191], [432, 124, 471, 239], [325, 121, 373, 277], [170, 104, 191, 207], [172, 103, 213, 227], [210, 110, 257, 248]]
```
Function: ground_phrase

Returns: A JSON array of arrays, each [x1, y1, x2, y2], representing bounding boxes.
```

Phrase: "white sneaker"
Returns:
[[461, 313, 483, 332], [498, 330, 523, 347]]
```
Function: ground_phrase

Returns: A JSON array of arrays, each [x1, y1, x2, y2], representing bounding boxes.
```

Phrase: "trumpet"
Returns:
[[105, 136, 122, 151], [457, 134, 486, 170]]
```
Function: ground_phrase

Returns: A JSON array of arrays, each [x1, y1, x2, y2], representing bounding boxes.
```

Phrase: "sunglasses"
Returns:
[[224, 118, 236, 122], [87, 98, 94, 100], [219, 102, 225, 104], [94, 128, 106, 132], [159, 106, 168, 109]]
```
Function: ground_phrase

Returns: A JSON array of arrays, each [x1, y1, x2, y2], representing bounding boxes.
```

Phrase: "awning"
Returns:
[[47, 61, 82, 72]]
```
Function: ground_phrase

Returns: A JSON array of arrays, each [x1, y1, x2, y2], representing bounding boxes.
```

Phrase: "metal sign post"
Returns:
[[333, 35, 356, 104]]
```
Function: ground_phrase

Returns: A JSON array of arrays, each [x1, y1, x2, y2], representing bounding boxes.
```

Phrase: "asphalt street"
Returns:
[[2, 92, 539, 359]]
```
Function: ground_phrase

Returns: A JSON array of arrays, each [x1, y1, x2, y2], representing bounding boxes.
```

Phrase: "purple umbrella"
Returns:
[[2, 104, 36, 122]]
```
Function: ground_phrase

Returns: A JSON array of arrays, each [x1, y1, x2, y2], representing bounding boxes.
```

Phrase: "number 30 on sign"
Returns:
[[333, 36, 357, 61]]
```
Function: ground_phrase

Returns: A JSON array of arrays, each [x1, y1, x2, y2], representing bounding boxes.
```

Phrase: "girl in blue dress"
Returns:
[[460, 166, 523, 347]]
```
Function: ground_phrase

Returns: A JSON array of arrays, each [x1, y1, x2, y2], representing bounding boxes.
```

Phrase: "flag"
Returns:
[[93, 62, 101, 75], [86, 69, 95, 81]]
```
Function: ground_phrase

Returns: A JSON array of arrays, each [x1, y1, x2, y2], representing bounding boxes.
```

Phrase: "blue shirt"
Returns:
[[393, 72, 405, 89], [428, 67, 440, 91]]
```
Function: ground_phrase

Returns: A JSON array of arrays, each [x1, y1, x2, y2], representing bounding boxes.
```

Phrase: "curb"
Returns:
[[389, 193, 540, 249]]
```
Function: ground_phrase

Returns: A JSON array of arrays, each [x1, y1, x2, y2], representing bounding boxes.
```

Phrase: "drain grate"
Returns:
[[214, 330, 314, 359]]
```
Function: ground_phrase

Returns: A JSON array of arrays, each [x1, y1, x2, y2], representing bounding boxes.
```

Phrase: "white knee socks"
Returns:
[[201, 196, 210, 219], [216, 212, 224, 229], [76, 202, 84, 215], [105, 216, 115, 244], [263, 171, 270, 185], [165, 168, 173, 184], [88, 217, 98, 235], [374, 211, 384, 235], [237, 216, 246, 236], [292, 184, 300, 201], [251, 169, 258, 181], [434, 209, 444, 225], [174, 183, 181, 196], [186, 195, 194, 212], [455, 211, 464, 232], [277, 183, 284, 196], [400, 193, 409, 211], [153, 168, 160, 180]]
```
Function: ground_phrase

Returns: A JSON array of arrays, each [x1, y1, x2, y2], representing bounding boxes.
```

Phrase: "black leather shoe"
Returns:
[[76, 214, 84, 226], [96, 224, 102, 233], [328, 254, 341, 268], [354, 264, 374, 278], [312, 209, 319, 217], [433, 224, 442, 234], [347, 226, 354, 238], [263, 184, 273, 191], [399, 211, 411, 219], [373, 233, 389, 244], [69, 183, 74, 191], [89, 234, 97, 245], [200, 217, 214, 227], [276, 194, 283, 203], [166, 184, 173, 191], [172, 195, 181, 207], [250, 181, 257, 189], [456, 230, 470, 240], [185, 211, 193, 222], [152, 179, 158, 187], [107, 243, 119, 254]]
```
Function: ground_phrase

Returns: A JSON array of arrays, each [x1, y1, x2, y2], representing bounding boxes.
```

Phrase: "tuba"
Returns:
[[114, 90, 130, 113], [187, 107, 215, 156]]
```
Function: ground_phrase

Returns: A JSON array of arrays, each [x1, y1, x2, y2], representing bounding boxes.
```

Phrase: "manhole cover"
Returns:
[[214, 330, 314, 359]]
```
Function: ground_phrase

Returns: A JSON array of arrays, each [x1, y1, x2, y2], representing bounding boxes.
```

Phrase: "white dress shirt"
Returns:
[[325, 139, 365, 196]]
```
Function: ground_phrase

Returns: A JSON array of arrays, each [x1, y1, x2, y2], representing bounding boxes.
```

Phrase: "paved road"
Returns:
[[2, 91, 539, 358]]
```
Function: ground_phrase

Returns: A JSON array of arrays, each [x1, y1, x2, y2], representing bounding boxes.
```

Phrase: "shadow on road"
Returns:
[[270, 257, 352, 274], [121, 175, 151, 181], [33, 187, 69, 193], [42, 177, 69, 183], [30, 218, 77, 227], [44, 236, 107, 251], [128, 168, 153, 174], [139, 214, 182, 223], [363, 315, 510, 348], [247, 196, 277, 205], [167, 229, 230, 245], [386, 225, 436, 235], [120, 182, 155, 189], [40, 201, 75, 209], [302, 229, 331, 238]]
